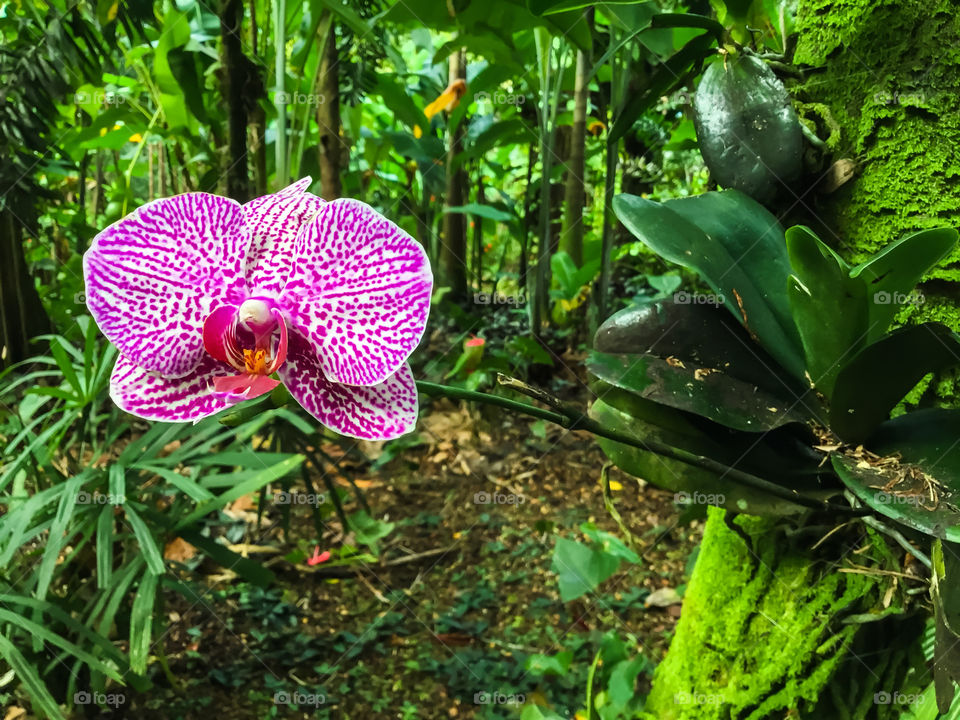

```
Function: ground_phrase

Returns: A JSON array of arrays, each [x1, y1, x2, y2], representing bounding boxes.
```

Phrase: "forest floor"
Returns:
[[80, 353, 702, 720]]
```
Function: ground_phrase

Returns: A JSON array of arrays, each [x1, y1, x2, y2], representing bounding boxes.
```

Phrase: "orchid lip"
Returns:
[[202, 305, 289, 394]]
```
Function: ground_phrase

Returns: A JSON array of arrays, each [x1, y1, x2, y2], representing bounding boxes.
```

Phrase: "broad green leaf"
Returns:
[[608, 656, 647, 708], [786, 225, 869, 395], [830, 324, 960, 442], [870, 409, 960, 482], [129, 571, 158, 675], [552, 536, 620, 602], [613, 192, 806, 379], [850, 228, 958, 341], [580, 522, 640, 564], [445, 203, 515, 223], [588, 350, 810, 432]]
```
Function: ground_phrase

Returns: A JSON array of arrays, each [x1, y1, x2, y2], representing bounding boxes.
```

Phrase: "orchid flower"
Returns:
[[82, 178, 432, 440]]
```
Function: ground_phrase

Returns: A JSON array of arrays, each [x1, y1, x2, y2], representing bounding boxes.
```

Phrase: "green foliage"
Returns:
[[551, 522, 639, 602]]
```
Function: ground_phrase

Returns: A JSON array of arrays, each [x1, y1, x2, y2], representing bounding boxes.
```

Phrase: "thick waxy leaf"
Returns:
[[590, 387, 821, 516], [831, 452, 960, 542], [588, 350, 809, 432], [870, 409, 960, 480], [613, 191, 806, 379], [786, 225, 869, 396], [850, 227, 958, 342], [282, 198, 433, 387], [594, 301, 806, 398], [831, 324, 960, 442]]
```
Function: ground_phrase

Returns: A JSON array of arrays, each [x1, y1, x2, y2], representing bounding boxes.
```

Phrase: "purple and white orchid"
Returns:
[[82, 178, 432, 440]]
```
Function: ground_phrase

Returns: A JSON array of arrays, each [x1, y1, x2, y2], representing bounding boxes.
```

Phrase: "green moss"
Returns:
[[792, 1, 960, 404], [641, 508, 882, 719]]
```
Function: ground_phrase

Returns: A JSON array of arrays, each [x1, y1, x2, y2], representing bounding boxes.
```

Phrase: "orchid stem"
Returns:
[[415, 380, 870, 517]]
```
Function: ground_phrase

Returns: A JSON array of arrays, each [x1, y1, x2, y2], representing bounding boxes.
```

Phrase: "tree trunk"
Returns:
[[441, 50, 468, 304], [793, 0, 960, 406], [316, 20, 342, 200], [645, 4, 960, 716], [0, 205, 49, 367], [220, 0, 250, 202], [560, 48, 588, 268]]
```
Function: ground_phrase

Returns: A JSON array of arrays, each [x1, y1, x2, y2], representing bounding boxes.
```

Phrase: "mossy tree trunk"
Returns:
[[644, 3, 960, 717]]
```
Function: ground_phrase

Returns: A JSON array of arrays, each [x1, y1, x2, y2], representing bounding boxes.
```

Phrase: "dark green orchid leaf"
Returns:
[[588, 350, 810, 432], [932, 539, 960, 713], [663, 190, 801, 355], [594, 301, 814, 402], [831, 323, 960, 443], [850, 228, 958, 342], [786, 225, 869, 396], [590, 384, 829, 512], [831, 453, 960, 542], [870, 409, 960, 480], [613, 192, 806, 380]]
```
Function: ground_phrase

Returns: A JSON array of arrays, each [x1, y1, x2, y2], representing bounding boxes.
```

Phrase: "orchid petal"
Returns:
[[242, 178, 325, 295], [110, 354, 238, 422], [278, 332, 419, 440], [282, 198, 432, 386], [84, 193, 247, 377]]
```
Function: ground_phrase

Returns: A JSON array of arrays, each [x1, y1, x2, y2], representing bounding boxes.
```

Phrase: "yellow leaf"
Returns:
[[107, 0, 118, 21]]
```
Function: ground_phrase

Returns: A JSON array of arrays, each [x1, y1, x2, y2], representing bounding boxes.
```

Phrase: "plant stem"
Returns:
[[415, 380, 870, 517]]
